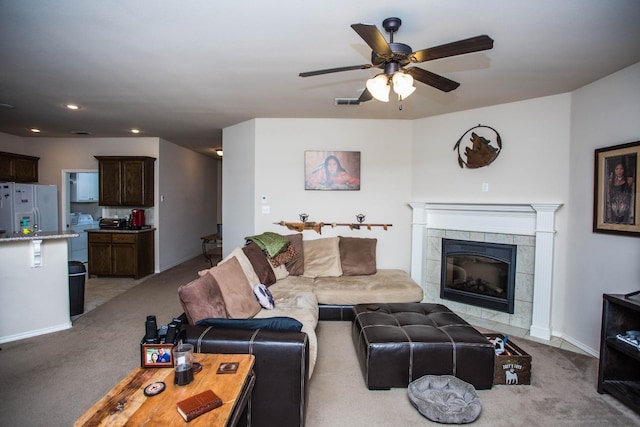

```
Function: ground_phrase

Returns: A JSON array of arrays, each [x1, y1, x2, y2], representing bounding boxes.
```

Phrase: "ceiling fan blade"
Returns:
[[405, 67, 460, 92], [299, 64, 372, 77], [411, 35, 494, 63], [357, 88, 373, 103], [351, 23, 393, 56]]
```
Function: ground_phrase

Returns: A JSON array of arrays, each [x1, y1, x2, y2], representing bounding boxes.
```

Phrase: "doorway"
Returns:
[[61, 169, 100, 264]]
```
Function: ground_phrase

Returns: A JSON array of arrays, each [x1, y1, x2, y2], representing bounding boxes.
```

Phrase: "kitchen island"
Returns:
[[0, 231, 79, 343]]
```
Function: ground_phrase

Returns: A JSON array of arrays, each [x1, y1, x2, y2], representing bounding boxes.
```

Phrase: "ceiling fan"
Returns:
[[299, 17, 494, 103]]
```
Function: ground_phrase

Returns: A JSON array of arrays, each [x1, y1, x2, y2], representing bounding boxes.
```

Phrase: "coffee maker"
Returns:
[[131, 209, 145, 227]]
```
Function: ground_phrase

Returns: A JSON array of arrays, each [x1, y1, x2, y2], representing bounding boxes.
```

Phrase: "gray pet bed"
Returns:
[[408, 375, 482, 424]]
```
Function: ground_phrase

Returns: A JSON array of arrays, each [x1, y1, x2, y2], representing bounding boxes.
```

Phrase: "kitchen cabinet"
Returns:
[[597, 293, 640, 415], [88, 229, 154, 279], [71, 172, 99, 202], [95, 156, 155, 207], [0, 151, 39, 183]]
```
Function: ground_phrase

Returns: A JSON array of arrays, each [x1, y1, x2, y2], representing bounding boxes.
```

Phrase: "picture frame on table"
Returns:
[[593, 140, 639, 237], [141, 344, 174, 368], [304, 150, 361, 191]]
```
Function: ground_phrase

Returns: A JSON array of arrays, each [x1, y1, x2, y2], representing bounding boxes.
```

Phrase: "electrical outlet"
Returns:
[[482, 183, 489, 192], [261, 205, 270, 214]]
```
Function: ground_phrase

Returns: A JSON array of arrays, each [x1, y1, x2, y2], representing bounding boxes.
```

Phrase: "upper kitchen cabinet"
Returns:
[[95, 156, 156, 207], [0, 151, 39, 183]]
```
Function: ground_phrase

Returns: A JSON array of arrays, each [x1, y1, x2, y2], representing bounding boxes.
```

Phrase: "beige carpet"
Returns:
[[309, 321, 640, 426], [1, 255, 639, 426]]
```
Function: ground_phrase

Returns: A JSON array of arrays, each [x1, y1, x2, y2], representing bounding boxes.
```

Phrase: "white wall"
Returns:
[[222, 120, 257, 256], [224, 118, 414, 270], [158, 139, 218, 270], [564, 62, 640, 352]]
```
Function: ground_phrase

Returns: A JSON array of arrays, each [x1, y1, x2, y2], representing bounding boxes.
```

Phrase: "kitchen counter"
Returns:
[[0, 231, 78, 343], [0, 230, 79, 243], [87, 228, 155, 278], [86, 227, 155, 234]]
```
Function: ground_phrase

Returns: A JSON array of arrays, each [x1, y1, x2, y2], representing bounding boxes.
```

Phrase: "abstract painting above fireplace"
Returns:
[[441, 239, 517, 314]]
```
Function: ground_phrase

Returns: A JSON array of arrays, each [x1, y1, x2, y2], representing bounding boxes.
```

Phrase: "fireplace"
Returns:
[[410, 202, 562, 340], [440, 239, 516, 314]]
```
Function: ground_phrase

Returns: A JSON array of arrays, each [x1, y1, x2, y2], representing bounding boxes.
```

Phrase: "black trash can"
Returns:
[[68, 261, 86, 316]]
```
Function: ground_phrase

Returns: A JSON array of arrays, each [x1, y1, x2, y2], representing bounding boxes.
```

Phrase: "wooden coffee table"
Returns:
[[75, 353, 255, 427]]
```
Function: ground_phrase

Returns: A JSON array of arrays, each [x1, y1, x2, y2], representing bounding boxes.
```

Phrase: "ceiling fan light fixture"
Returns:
[[366, 74, 390, 102], [392, 71, 416, 100]]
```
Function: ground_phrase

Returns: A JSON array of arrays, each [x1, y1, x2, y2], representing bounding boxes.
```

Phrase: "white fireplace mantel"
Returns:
[[409, 202, 562, 340]]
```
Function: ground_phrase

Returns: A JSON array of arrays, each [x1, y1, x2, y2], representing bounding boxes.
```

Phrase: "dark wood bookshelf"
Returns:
[[598, 293, 640, 414]]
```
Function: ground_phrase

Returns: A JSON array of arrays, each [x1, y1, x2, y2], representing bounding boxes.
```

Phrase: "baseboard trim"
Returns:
[[0, 321, 72, 344]]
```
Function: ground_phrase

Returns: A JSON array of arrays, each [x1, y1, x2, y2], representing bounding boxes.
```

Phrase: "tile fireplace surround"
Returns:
[[410, 202, 562, 341]]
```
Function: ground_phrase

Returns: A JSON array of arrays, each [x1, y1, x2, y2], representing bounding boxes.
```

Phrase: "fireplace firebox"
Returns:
[[440, 239, 517, 313]]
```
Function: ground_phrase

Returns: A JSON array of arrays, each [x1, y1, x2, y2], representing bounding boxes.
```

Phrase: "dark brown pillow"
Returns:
[[178, 273, 228, 325], [284, 233, 304, 276], [210, 256, 261, 318], [242, 242, 277, 286], [339, 237, 377, 276]]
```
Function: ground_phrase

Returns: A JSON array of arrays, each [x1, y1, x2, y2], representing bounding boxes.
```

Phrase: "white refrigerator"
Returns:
[[0, 182, 59, 233]]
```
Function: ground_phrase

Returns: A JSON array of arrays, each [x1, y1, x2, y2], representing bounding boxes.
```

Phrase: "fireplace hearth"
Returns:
[[441, 239, 516, 313]]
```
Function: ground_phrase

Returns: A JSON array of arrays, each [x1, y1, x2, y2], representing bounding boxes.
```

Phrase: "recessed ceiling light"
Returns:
[[64, 104, 81, 110], [30, 128, 41, 133], [131, 129, 140, 134]]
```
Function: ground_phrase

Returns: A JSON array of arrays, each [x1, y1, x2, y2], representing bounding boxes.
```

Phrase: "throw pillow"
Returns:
[[178, 273, 228, 325], [253, 284, 275, 309], [269, 243, 296, 267], [217, 247, 261, 285], [195, 316, 303, 332], [302, 236, 343, 278], [284, 233, 304, 276], [339, 236, 377, 276], [210, 256, 261, 319], [242, 242, 277, 286]]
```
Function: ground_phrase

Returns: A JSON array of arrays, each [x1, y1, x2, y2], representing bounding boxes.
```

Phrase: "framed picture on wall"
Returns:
[[593, 141, 639, 237], [304, 151, 361, 190]]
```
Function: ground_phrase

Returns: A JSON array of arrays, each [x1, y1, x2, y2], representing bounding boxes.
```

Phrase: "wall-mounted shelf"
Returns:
[[274, 221, 392, 234]]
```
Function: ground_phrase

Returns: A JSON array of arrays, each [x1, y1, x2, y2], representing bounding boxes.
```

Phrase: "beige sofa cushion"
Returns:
[[339, 237, 377, 276], [302, 237, 343, 278], [213, 247, 261, 286], [254, 281, 319, 376], [211, 256, 261, 318], [314, 269, 424, 305]]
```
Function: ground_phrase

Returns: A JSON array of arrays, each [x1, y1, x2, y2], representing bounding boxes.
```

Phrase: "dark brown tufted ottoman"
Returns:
[[352, 303, 495, 390]]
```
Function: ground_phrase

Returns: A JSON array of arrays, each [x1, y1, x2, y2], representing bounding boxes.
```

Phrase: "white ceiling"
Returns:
[[1, 1, 639, 157]]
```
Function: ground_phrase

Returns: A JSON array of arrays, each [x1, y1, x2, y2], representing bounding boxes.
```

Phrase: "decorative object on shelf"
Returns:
[[274, 220, 392, 234], [299, 213, 309, 223], [356, 214, 366, 223], [593, 140, 639, 237], [453, 124, 502, 169], [304, 151, 361, 191]]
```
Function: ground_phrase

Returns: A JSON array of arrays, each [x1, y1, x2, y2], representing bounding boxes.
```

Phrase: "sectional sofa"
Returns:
[[176, 233, 424, 427]]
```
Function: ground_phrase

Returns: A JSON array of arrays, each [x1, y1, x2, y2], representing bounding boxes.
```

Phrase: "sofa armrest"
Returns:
[[181, 323, 309, 427]]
